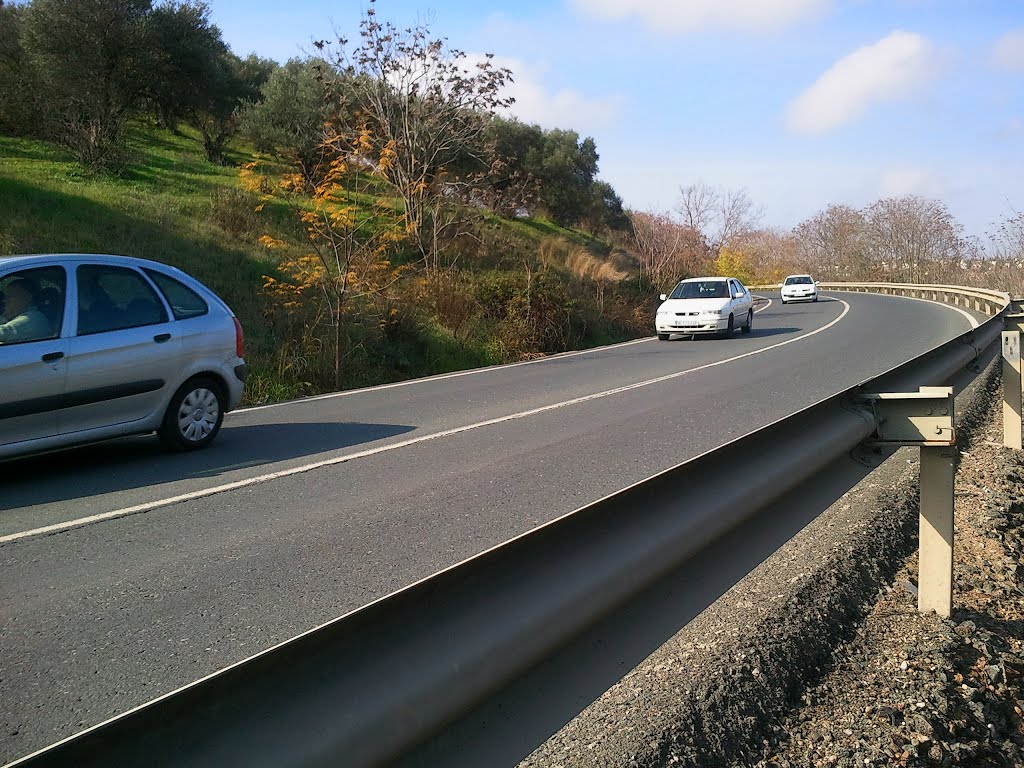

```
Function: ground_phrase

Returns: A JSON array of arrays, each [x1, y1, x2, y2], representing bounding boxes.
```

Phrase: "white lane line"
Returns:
[[1, 300, 851, 545], [753, 296, 773, 313], [237, 336, 656, 415]]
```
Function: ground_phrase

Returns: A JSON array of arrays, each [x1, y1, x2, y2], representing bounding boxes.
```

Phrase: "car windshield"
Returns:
[[785, 276, 813, 285], [669, 281, 730, 300]]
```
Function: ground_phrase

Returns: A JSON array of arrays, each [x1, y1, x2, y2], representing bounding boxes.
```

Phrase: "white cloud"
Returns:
[[785, 31, 938, 136], [482, 55, 625, 130], [992, 29, 1024, 72], [569, 0, 830, 34]]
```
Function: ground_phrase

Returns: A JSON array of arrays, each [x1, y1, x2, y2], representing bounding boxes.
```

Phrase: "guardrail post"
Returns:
[[1004, 330, 1023, 450], [862, 387, 956, 618], [919, 445, 955, 617]]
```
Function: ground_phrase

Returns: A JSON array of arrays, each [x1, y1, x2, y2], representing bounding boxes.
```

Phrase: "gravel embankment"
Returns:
[[523, 357, 1022, 767], [743, 384, 1024, 767]]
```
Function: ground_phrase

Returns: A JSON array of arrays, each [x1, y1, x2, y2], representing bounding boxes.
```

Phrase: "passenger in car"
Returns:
[[77, 273, 120, 334], [0, 278, 51, 344]]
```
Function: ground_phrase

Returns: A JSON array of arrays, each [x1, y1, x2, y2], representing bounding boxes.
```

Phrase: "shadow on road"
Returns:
[[0, 421, 416, 511], [748, 326, 803, 337]]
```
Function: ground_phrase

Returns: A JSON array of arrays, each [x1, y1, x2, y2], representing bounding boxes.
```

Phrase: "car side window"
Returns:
[[0, 266, 66, 345], [76, 265, 169, 336], [143, 269, 209, 320]]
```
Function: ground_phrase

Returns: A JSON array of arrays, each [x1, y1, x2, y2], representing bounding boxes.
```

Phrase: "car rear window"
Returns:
[[144, 269, 209, 320]]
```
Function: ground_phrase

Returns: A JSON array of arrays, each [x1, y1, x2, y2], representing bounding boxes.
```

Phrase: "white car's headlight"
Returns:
[[702, 309, 723, 316]]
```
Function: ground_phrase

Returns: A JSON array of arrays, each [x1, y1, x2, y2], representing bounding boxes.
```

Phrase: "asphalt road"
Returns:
[[0, 291, 981, 764]]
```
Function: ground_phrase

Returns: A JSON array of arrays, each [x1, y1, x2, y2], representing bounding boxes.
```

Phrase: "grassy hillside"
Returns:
[[0, 125, 647, 404]]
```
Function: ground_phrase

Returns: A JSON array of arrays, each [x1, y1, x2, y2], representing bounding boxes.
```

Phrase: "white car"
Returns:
[[781, 274, 818, 304], [655, 277, 754, 340], [0, 254, 247, 459]]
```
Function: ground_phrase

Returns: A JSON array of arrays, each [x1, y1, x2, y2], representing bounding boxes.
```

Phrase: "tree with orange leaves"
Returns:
[[243, 126, 406, 390]]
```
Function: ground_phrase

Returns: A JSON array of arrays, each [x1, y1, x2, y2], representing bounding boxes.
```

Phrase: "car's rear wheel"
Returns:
[[742, 309, 753, 334], [657, 333, 670, 341], [158, 377, 225, 451]]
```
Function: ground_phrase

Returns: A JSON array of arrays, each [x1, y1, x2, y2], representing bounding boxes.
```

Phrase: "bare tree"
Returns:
[[676, 182, 762, 251], [990, 209, 1024, 261], [794, 204, 871, 280], [718, 187, 763, 247], [864, 196, 965, 283], [677, 182, 719, 234], [630, 209, 709, 288]]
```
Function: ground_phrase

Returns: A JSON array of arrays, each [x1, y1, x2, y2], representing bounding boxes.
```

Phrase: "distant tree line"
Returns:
[[629, 181, 1024, 293]]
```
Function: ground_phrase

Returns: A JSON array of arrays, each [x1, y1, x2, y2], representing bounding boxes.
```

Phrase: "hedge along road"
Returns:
[[0, 291, 981, 764]]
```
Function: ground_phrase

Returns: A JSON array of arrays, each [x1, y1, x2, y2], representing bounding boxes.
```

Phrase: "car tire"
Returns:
[[813, 296, 818, 302], [657, 333, 670, 341], [742, 309, 753, 334], [158, 377, 225, 451]]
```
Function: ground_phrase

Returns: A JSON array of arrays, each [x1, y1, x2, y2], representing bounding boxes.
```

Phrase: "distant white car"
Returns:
[[781, 274, 818, 304], [655, 276, 754, 340], [0, 254, 247, 460]]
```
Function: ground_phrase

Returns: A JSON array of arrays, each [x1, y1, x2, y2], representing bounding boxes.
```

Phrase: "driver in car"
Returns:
[[0, 278, 50, 344]]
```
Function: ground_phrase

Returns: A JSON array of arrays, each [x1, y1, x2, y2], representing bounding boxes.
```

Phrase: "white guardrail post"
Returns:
[[1005, 310, 1024, 450], [862, 387, 956, 618]]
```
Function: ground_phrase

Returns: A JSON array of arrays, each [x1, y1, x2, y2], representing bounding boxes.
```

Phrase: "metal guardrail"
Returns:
[[7, 284, 1013, 768], [819, 282, 1008, 317], [748, 281, 1009, 318]]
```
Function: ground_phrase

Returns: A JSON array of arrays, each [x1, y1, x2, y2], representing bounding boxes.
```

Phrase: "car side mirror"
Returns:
[[733, 291, 744, 299], [659, 293, 667, 301]]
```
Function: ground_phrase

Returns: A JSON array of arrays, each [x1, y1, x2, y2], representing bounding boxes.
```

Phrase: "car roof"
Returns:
[[784, 273, 813, 278], [677, 276, 730, 283], [0, 253, 176, 271], [0, 253, 229, 311]]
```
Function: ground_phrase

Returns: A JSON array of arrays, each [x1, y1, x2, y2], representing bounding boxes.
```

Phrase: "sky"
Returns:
[[209, 0, 1024, 240]]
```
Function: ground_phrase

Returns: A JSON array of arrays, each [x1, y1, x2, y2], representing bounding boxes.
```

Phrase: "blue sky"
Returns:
[[211, 1, 1024, 240]]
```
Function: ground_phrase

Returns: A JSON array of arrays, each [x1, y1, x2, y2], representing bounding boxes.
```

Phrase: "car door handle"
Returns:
[[41, 351, 64, 362], [153, 333, 172, 343]]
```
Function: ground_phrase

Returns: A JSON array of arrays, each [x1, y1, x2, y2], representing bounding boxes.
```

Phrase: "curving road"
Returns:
[[0, 291, 981, 764]]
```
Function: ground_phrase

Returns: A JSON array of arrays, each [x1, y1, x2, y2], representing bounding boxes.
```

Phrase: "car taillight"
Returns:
[[233, 316, 245, 358]]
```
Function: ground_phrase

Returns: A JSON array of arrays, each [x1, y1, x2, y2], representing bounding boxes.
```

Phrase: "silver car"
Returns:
[[0, 254, 246, 459]]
